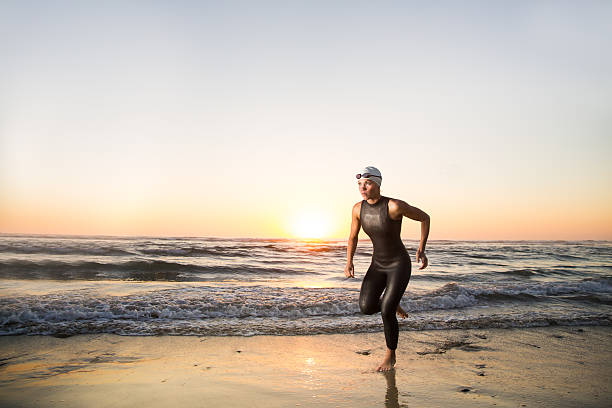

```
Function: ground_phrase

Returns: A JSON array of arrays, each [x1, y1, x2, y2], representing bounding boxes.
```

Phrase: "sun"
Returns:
[[289, 210, 331, 240]]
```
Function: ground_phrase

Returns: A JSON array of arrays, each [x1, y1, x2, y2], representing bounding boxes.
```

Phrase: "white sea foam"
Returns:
[[1, 236, 611, 336], [1, 278, 610, 335]]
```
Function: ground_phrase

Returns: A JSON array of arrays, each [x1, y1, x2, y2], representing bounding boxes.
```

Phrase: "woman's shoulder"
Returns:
[[387, 196, 407, 205], [387, 197, 409, 219]]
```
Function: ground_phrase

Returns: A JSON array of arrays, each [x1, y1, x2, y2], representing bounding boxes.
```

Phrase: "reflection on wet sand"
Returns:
[[383, 370, 401, 408]]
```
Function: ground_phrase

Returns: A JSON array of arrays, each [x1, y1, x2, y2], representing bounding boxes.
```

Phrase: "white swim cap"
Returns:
[[356, 166, 382, 187]]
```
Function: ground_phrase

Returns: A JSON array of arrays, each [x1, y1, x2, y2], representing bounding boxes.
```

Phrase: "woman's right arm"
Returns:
[[345, 203, 361, 278]]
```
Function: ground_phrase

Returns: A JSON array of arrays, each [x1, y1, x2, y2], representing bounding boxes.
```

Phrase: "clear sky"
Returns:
[[1, 1, 611, 240]]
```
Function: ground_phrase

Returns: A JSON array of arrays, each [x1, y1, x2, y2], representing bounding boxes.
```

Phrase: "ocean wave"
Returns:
[[0, 240, 350, 258], [260, 243, 362, 255], [499, 267, 580, 277], [465, 277, 612, 298], [137, 246, 253, 257], [409, 268, 605, 282], [464, 253, 509, 260], [0, 259, 321, 281], [1, 278, 610, 336], [1, 312, 609, 337], [558, 294, 612, 305], [1, 236, 611, 336], [0, 242, 277, 258], [0, 242, 134, 256]]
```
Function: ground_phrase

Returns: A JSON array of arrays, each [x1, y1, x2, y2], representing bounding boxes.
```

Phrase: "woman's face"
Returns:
[[358, 179, 379, 200]]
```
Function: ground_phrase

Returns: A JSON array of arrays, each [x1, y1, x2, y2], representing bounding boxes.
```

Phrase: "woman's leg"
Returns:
[[380, 258, 412, 350], [359, 265, 386, 315], [360, 259, 411, 372]]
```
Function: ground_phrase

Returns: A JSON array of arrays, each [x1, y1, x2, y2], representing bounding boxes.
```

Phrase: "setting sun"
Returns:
[[289, 210, 332, 239]]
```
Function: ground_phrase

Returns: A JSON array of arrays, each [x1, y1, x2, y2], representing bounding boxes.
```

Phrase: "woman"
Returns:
[[345, 166, 430, 372]]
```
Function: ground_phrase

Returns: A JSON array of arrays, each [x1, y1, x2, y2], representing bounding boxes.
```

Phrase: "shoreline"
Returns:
[[1, 325, 610, 407]]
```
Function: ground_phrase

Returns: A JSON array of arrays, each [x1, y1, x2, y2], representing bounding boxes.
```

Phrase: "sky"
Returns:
[[1, 0, 611, 240]]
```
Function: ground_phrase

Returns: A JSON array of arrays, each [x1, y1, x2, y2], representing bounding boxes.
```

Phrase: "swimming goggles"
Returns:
[[356, 173, 381, 180]]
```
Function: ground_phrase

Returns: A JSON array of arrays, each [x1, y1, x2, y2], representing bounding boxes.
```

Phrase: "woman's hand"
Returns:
[[416, 248, 428, 270], [344, 262, 355, 278]]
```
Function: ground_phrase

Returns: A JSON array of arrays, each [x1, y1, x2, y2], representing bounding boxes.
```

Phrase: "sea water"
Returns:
[[0, 235, 610, 337]]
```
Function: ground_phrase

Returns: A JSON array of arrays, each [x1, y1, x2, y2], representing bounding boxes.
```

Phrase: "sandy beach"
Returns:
[[1, 325, 610, 407]]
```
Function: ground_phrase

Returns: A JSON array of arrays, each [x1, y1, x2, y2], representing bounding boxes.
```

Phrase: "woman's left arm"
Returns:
[[391, 200, 430, 269]]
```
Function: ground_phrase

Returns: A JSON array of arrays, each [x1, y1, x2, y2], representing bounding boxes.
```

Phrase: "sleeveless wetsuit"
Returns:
[[358, 195, 411, 350]]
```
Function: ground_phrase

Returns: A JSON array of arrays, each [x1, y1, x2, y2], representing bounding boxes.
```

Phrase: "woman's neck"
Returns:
[[366, 194, 382, 204]]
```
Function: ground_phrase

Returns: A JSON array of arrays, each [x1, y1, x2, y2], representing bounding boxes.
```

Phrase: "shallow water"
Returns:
[[1, 234, 610, 336]]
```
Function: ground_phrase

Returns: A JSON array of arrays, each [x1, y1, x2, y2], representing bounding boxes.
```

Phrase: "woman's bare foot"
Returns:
[[376, 349, 396, 372], [396, 305, 407, 319]]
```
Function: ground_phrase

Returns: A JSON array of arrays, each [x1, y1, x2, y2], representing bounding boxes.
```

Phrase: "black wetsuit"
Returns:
[[358, 195, 411, 350]]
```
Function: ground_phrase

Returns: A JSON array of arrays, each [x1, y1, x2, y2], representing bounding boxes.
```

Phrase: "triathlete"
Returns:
[[345, 166, 430, 372]]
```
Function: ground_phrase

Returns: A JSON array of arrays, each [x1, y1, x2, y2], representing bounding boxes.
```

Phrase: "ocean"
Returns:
[[0, 235, 610, 337]]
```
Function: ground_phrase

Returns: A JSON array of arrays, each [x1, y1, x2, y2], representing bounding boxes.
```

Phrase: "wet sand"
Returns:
[[1, 326, 611, 407]]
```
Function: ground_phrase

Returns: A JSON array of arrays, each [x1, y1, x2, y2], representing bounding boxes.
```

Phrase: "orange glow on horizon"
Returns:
[[1, 194, 611, 240]]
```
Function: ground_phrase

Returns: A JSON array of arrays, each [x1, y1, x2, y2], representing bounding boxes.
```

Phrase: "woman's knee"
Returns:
[[359, 297, 379, 315]]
